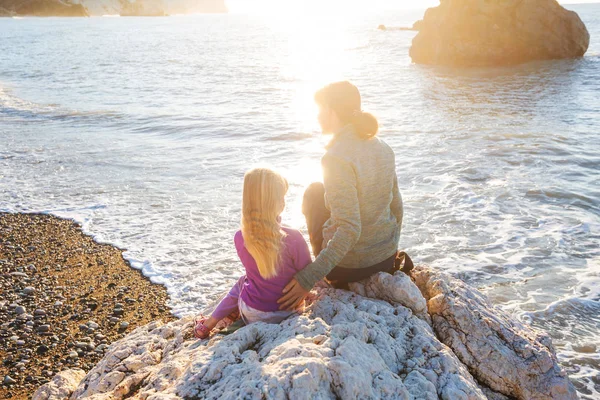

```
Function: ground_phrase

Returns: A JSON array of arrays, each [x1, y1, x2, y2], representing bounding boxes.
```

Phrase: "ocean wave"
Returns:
[[266, 131, 314, 141], [0, 84, 126, 124]]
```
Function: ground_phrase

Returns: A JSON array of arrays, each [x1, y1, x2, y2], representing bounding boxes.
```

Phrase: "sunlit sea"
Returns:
[[1, 5, 599, 397]]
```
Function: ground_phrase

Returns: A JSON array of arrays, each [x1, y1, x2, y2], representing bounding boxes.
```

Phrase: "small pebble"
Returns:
[[95, 344, 108, 352], [23, 287, 35, 295]]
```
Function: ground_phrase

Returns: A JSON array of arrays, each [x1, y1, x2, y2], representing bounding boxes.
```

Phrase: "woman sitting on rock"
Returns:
[[278, 81, 409, 311], [194, 168, 312, 339]]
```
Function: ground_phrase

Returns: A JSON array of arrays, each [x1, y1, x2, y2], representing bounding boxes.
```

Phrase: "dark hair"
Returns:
[[314, 81, 379, 139]]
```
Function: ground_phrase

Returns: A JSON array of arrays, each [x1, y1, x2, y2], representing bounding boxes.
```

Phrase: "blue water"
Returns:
[[1, 5, 599, 396]]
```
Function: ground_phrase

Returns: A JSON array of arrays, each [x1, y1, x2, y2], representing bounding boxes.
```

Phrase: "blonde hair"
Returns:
[[241, 168, 289, 279]]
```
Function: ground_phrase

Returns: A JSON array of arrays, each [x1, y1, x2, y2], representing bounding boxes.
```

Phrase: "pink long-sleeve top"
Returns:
[[236, 226, 312, 312]]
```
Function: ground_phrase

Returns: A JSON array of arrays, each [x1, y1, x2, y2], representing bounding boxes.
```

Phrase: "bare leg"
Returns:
[[302, 182, 330, 257], [206, 276, 246, 328]]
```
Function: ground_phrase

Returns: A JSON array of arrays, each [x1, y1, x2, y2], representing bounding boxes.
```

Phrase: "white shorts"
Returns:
[[238, 298, 295, 325]]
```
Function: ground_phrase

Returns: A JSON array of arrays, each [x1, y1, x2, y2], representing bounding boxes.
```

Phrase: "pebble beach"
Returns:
[[0, 212, 175, 399]]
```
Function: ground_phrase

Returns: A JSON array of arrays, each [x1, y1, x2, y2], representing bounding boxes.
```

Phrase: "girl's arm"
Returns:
[[233, 231, 247, 269], [294, 153, 361, 290], [294, 231, 313, 272]]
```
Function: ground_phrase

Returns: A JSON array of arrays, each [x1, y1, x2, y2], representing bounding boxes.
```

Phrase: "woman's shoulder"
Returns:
[[324, 134, 393, 160], [376, 136, 394, 153]]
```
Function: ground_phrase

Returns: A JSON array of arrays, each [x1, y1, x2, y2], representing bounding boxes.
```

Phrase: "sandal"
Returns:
[[193, 317, 212, 339]]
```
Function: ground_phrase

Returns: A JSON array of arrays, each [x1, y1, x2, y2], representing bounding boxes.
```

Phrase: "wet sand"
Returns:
[[0, 212, 176, 399]]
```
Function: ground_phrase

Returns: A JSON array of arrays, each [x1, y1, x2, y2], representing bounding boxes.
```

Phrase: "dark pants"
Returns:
[[302, 182, 410, 289]]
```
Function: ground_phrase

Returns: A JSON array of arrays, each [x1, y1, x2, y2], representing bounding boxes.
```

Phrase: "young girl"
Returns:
[[194, 168, 312, 339]]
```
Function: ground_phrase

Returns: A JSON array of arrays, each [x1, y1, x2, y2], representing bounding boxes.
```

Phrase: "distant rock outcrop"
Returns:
[[119, 0, 166, 16], [0, 6, 14, 15], [410, 0, 590, 66], [71, 0, 226, 16], [0, 0, 226, 16], [0, 0, 88, 16], [33, 266, 576, 400], [377, 24, 419, 32], [166, 0, 226, 14]]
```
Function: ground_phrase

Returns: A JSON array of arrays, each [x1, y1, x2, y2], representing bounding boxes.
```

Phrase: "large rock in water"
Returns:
[[33, 266, 576, 400], [410, 0, 590, 66]]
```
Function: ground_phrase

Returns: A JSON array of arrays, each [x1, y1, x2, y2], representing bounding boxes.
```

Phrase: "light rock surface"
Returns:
[[413, 267, 577, 400], [410, 0, 590, 66], [349, 269, 428, 317], [33, 267, 576, 400], [32, 369, 86, 400]]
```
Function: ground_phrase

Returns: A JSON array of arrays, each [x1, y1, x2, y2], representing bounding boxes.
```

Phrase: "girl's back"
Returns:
[[236, 227, 311, 313]]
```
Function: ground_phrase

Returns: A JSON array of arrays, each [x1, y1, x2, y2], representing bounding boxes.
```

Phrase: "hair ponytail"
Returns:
[[352, 111, 379, 139], [315, 81, 379, 140]]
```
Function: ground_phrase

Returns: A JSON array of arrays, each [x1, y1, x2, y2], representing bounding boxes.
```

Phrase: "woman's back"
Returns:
[[322, 126, 402, 269]]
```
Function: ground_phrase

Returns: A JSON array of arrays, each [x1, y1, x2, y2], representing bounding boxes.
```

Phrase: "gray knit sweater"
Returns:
[[295, 125, 403, 290]]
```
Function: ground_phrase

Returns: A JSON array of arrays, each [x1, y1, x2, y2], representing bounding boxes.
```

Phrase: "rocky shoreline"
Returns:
[[0, 0, 227, 17], [0, 212, 580, 399], [34, 263, 578, 399], [0, 213, 176, 400]]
